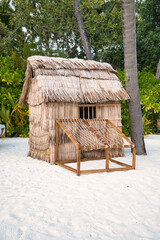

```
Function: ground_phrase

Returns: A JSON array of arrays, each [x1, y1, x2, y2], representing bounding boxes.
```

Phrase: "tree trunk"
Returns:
[[121, 0, 146, 155], [73, 0, 92, 60], [156, 59, 160, 80]]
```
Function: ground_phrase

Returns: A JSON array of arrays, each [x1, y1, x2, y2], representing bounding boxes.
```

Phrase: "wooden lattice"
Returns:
[[55, 119, 136, 175]]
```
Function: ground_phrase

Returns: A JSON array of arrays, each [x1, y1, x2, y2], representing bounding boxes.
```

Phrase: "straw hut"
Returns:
[[19, 56, 129, 164]]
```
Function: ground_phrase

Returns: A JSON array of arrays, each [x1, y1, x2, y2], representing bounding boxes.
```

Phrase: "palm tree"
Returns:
[[121, 0, 146, 154], [156, 59, 160, 80], [0, 0, 13, 26], [73, 0, 92, 60]]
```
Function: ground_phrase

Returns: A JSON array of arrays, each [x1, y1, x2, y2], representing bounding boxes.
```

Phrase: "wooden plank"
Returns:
[[107, 119, 135, 146], [56, 120, 79, 148], [78, 104, 121, 107], [109, 158, 132, 168], [109, 167, 133, 172], [55, 161, 77, 173], [132, 147, 136, 169], [80, 169, 108, 174], [77, 148, 81, 176]]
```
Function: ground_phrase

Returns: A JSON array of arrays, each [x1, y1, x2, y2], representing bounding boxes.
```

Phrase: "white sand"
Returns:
[[0, 135, 160, 240]]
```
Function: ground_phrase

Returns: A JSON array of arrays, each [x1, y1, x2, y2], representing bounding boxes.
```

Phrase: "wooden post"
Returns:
[[105, 148, 110, 171], [77, 148, 81, 176], [132, 147, 136, 169], [54, 121, 59, 164]]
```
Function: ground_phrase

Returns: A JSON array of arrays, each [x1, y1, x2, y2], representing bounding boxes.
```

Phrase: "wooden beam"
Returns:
[[77, 148, 81, 176], [80, 169, 108, 174], [110, 145, 132, 148], [132, 147, 136, 169], [55, 161, 77, 173], [105, 148, 110, 170], [109, 158, 132, 168], [107, 119, 135, 146], [108, 167, 133, 172], [78, 104, 121, 107], [56, 120, 79, 148]]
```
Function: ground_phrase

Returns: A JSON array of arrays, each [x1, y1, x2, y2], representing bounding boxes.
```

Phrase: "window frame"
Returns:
[[79, 104, 97, 119]]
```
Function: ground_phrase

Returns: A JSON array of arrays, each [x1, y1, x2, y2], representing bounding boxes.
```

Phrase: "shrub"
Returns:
[[0, 55, 29, 137], [118, 69, 160, 135]]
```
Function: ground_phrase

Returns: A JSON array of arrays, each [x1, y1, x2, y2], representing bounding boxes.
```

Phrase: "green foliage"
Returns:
[[118, 69, 160, 135], [0, 55, 29, 137], [138, 72, 160, 134], [11, 0, 124, 68], [1, 0, 160, 74], [0, 0, 25, 56], [136, 0, 160, 73]]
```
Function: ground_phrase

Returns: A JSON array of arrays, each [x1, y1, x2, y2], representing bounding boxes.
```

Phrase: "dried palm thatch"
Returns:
[[19, 56, 129, 106]]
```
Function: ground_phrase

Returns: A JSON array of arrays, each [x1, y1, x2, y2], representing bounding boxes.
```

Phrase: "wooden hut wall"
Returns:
[[48, 102, 79, 164], [28, 102, 123, 164], [98, 103, 124, 157], [28, 104, 50, 162], [28, 102, 79, 164]]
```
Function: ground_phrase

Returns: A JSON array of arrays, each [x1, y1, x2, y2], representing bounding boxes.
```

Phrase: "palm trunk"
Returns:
[[121, 0, 146, 155], [73, 0, 92, 60], [156, 59, 160, 80]]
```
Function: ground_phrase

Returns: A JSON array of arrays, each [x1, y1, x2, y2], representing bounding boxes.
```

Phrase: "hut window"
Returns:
[[79, 106, 96, 119]]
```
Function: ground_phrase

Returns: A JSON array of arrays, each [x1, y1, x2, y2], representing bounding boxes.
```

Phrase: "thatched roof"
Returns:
[[19, 56, 129, 106]]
